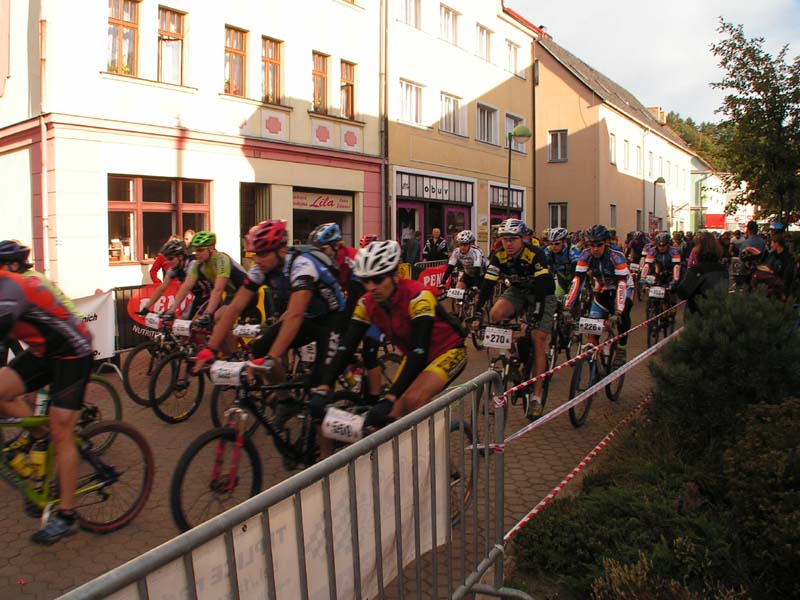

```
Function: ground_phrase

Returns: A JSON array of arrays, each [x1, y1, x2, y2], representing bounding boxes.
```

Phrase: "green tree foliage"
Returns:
[[710, 20, 800, 223], [666, 112, 732, 173]]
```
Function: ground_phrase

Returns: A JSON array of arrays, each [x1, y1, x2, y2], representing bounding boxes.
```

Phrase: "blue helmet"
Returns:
[[497, 219, 527, 237], [0, 240, 31, 264], [308, 223, 343, 247]]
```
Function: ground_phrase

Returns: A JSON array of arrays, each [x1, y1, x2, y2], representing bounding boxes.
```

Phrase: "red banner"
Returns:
[[126, 281, 195, 326], [417, 264, 448, 290]]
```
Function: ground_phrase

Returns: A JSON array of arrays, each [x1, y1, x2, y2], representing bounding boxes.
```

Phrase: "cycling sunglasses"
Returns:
[[362, 273, 390, 285]]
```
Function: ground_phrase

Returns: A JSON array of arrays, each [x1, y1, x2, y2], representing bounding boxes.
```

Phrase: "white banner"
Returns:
[[72, 291, 116, 360], [139, 412, 449, 600]]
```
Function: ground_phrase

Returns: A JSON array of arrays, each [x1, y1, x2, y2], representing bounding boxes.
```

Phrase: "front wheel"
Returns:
[[122, 341, 164, 407], [539, 335, 560, 414], [170, 427, 263, 532], [75, 421, 154, 533], [568, 356, 596, 427], [604, 343, 625, 402], [149, 352, 205, 424]]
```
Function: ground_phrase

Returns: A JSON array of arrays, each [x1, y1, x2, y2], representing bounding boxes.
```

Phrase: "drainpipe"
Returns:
[[530, 42, 537, 232], [641, 129, 649, 232], [379, 0, 390, 240], [38, 0, 49, 277]]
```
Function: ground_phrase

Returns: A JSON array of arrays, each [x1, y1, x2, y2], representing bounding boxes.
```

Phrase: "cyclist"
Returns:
[[137, 239, 210, 319], [0, 267, 93, 544], [311, 240, 467, 439], [439, 230, 488, 292], [641, 232, 681, 296], [473, 218, 557, 420], [543, 227, 580, 297], [167, 231, 249, 331], [565, 224, 633, 368], [360, 233, 379, 248]]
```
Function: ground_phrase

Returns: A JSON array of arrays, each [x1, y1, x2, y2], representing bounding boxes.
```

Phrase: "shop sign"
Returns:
[[293, 192, 353, 212]]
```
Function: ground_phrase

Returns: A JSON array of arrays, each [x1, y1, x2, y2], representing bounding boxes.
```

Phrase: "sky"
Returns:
[[507, 0, 800, 124]]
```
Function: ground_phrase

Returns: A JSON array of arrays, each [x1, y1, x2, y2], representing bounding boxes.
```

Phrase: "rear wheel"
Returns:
[[80, 376, 123, 453], [646, 303, 660, 348], [149, 352, 205, 424], [604, 342, 625, 402], [539, 335, 560, 413], [122, 341, 165, 407], [568, 356, 596, 427]]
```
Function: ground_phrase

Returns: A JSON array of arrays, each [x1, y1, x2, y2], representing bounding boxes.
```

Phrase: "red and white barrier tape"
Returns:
[[501, 300, 685, 399], [503, 397, 651, 543]]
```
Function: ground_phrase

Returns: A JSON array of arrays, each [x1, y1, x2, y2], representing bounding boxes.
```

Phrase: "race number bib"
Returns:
[[232, 324, 262, 338], [649, 286, 666, 299], [173, 320, 192, 337], [446, 288, 465, 299], [483, 327, 513, 349], [645, 275, 656, 285], [629, 263, 640, 272], [209, 361, 245, 386], [299, 343, 316, 363], [578, 317, 605, 335], [145, 313, 161, 329], [322, 407, 365, 444]]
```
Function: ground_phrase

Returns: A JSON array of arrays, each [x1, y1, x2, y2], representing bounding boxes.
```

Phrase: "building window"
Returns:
[[623, 140, 630, 170], [476, 25, 491, 61], [667, 160, 671, 184], [440, 93, 461, 134], [107, 176, 209, 263], [648, 151, 653, 177], [157, 7, 183, 85], [440, 5, 457, 45], [549, 202, 568, 228], [659, 156, 663, 177], [549, 129, 567, 162], [224, 26, 246, 96], [401, 0, 420, 28], [108, 0, 138, 76], [506, 40, 519, 73], [312, 51, 328, 113], [610, 204, 617, 228], [636, 209, 643, 231], [340, 60, 355, 119], [609, 133, 616, 164], [261, 37, 281, 104], [400, 80, 422, 124], [636, 146, 642, 175], [490, 185, 523, 211], [476, 103, 497, 144], [506, 114, 526, 152]]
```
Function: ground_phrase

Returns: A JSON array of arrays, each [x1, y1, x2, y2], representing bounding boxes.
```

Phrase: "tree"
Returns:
[[710, 20, 800, 224], [666, 112, 731, 172]]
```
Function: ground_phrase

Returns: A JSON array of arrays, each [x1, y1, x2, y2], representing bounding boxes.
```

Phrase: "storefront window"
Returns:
[[291, 190, 354, 247]]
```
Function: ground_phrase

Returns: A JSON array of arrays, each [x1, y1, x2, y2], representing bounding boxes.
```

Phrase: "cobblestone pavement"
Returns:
[[0, 300, 676, 598]]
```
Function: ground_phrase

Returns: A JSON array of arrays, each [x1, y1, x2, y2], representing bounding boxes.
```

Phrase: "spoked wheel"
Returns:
[[75, 421, 154, 533], [539, 335, 561, 416], [646, 304, 660, 348], [80, 375, 123, 453], [122, 341, 166, 407], [448, 420, 477, 528], [148, 352, 205, 424], [568, 355, 597, 428], [209, 387, 263, 435], [170, 427, 262, 532], [604, 342, 625, 402]]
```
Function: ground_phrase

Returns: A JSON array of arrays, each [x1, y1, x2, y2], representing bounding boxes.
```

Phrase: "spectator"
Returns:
[[755, 233, 794, 300], [149, 235, 179, 283], [740, 220, 766, 255], [677, 232, 728, 313], [402, 230, 421, 264], [183, 228, 196, 247], [423, 227, 448, 261], [729, 229, 744, 256]]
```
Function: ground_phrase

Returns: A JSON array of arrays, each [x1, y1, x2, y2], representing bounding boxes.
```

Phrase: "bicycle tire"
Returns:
[[75, 421, 154, 533], [539, 334, 561, 412], [568, 355, 595, 427], [80, 375, 123, 453], [209, 386, 263, 435], [122, 341, 165, 407], [448, 420, 477, 528], [377, 352, 403, 392], [170, 427, 262, 532], [604, 342, 625, 402], [149, 351, 205, 424]]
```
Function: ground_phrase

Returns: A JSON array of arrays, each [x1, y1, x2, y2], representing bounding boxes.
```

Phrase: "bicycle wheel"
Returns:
[[122, 341, 167, 407], [568, 356, 596, 427], [604, 342, 625, 402], [80, 375, 123, 453], [149, 352, 205, 424], [170, 427, 262, 532], [378, 352, 403, 392], [539, 335, 560, 412], [448, 420, 477, 528], [75, 421, 154, 533], [646, 303, 660, 348], [210, 387, 263, 436]]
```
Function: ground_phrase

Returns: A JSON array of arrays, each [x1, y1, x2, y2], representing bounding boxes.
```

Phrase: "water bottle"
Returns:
[[34, 389, 49, 416]]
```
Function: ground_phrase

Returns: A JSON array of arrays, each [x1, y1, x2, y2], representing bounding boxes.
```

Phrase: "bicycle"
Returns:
[[645, 282, 676, 347], [567, 316, 625, 427], [0, 415, 153, 536]]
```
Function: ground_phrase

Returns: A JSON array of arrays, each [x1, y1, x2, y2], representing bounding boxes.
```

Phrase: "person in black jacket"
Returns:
[[423, 227, 449, 261], [677, 232, 728, 313], [757, 232, 795, 300]]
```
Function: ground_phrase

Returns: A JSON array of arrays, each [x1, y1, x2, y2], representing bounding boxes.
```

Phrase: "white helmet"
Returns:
[[456, 230, 475, 244], [497, 218, 526, 237], [355, 240, 402, 278], [548, 227, 568, 243]]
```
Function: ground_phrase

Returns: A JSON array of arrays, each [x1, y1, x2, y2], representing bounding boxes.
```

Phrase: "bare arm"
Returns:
[[204, 277, 229, 316], [265, 290, 311, 360], [206, 286, 255, 350]]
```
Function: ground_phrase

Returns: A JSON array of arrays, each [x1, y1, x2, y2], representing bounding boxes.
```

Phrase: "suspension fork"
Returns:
[[211, 407, 249, 492]]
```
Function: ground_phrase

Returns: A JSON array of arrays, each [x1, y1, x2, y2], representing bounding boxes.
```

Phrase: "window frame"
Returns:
[[440, 4, 457, 45], [107, 0, 139, 77], [400, 79, 422, 125], [636, 145, 642, 175], [548, 202, 568, 229], [312, 51, 329, 114], [506, 39, 520, 75], [609, 133, 617, 165], [505, 113, 527, 153], [157, 6, 184, 85], [648, 151, 653, 177], [476, 24, 491, 61], [340, 60, 355, 119], [548, 129, 568, 162], [402, 0, 420, 28], [439, 93, 462, 135], [261, 36, 282, 105], [107, 175, 210, 264], [610, 204, 617, 228], [476, 103, 498, 145], [224, 26, 247, 97], [623, 139, 630, 170]]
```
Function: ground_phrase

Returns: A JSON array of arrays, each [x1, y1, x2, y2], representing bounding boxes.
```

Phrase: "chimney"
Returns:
[[648, 106, 667, 125]]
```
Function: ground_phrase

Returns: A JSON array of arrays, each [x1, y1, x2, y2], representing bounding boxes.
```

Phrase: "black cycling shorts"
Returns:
[[9, 350, 93, 411]]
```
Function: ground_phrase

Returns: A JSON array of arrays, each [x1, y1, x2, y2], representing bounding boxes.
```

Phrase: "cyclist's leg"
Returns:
[[489, 285, 523, 323], [0, 365, 29, 417], [527, 295, 557, 399], [588, 294, 610, 346], [391, 347, 467, 417]]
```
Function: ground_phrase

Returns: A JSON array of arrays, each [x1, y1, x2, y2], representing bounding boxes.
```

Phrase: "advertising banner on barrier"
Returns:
[[417, 264, 448, 289], [135, 412, 449, 600], [72, 291, 115, 360], [124, 281, 194, 338]]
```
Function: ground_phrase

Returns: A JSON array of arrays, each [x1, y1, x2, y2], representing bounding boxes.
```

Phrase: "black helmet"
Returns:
[[0, 240, 31, 264], [655, 232, 671, 246], [586, 225, 610, 243], [160, 239, 187, 258]]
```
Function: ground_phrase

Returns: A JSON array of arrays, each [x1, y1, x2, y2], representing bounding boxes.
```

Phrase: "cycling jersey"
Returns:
[[544, 243, 580, 294], [441, 246, 488, 286], [478, 243, 554, 309], [167, 258, 213, 299], [642, 246, 681, 285], [0, 271, 92, 359], [335, 245, 357, 288], [566, 246, 630, 314], [189, 250, 248, 294]]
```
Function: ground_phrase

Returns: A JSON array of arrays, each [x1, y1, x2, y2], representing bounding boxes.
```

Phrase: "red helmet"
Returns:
[[359, 233, 378, 248], [248, 220, 288, 253]]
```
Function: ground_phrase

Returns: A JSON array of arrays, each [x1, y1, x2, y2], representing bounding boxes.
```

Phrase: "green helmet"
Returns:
[[191, 231, 216, 248]]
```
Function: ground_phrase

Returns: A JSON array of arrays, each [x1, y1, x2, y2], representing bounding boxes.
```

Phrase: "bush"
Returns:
[[649, 287, 800, 460]]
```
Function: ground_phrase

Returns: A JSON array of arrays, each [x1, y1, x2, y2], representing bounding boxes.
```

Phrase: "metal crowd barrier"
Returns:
[[113, 284, 150, 351], [61, 370, 532, 600], [411, 259, 449, 280]]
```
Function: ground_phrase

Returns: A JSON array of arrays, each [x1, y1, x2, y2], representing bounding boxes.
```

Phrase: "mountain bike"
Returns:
[[645, 283, 676, 347]]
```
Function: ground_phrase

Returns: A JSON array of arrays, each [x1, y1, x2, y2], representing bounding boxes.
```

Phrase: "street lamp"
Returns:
[[506, 124, 533, 217], [651, 176, 666, 232]]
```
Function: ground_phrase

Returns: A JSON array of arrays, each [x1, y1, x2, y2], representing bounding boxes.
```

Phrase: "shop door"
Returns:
[[397, 201, 425, 245], [444, 205, 469, 243]]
